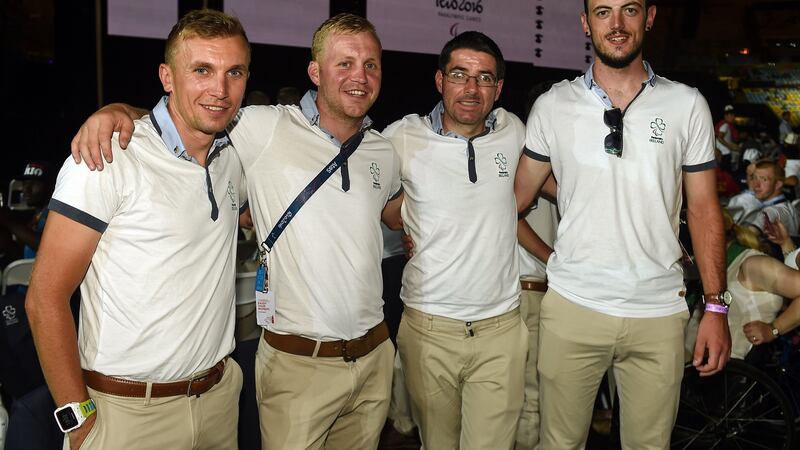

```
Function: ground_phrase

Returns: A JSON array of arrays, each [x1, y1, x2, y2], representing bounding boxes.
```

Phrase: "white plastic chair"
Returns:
[[2, 258, 35, 295]]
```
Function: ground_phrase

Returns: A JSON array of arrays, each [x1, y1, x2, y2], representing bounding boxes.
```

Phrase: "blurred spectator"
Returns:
[[783, 133, 799, 196], [245, 89, 271, 106], [727, 161, 761, 223], [715, 105, 740, 171], [779, 111, 793, 145], [275, 86, 301, 106], [0, 161, 54, 263], [744, 160, 798, 235]]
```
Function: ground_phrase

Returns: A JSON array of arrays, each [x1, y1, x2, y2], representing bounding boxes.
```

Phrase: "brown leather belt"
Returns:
[[521, 280, 548, 292], [264, 321, 389, 362], [83, 358, 226, 398]]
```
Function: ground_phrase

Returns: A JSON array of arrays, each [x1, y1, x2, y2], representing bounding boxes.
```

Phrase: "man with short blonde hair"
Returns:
[[68, 12, 402, 449]]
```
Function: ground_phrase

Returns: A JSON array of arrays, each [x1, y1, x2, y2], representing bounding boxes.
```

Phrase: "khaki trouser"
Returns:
[[515, 288, 544, 450], [68, 358, 243, 450], [255, 335, 393, 450], [538, 290, 688, 450], [398, 306, 527, 450]]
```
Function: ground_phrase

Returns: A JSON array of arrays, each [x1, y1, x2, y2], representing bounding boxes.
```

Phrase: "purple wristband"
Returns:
[[704, 303, 729, 315]]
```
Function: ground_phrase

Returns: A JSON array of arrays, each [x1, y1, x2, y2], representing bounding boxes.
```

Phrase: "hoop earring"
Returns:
[[645, 26, 651, 31]]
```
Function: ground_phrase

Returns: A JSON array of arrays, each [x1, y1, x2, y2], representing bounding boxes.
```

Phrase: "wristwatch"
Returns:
[[771, 324, 780, 338], [54, 399, 96, 433], [702, 290, 733, 307]]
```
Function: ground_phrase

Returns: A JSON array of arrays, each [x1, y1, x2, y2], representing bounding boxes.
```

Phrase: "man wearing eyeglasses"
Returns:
[[381, 31, 530, 449], [515, 0, 730, 448]]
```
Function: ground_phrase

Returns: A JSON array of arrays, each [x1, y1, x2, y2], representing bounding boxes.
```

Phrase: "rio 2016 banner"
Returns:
[[368, 0, 591, 70]]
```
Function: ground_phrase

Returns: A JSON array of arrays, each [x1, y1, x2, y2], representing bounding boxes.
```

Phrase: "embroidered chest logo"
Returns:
[[227, 181, 237, 210], [370, 162, 381, 189], [494, 153, 509, 177], [3, 305, 18, 326], [649, 117, 666, 144]]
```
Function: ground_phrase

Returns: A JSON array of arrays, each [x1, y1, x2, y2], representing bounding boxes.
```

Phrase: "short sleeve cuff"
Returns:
[[682, 160, 716, 173], [523, 146, 550, 162], [48, 198, 108, 233]]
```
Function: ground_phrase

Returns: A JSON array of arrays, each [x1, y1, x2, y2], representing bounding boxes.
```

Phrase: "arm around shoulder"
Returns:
[[70, 103, 146, 171]]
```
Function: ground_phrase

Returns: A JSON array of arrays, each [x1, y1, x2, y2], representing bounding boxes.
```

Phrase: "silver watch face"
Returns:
[[722, 290, 733, 306]]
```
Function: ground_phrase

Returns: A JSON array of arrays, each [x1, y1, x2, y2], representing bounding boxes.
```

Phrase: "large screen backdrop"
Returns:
[[368, 0, 591, 70], [107, 0, 328, 49], [107, 0, 588, 70]]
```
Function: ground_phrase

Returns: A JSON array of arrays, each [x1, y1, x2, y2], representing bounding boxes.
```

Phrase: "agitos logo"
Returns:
[[436, 0, 484, 14]]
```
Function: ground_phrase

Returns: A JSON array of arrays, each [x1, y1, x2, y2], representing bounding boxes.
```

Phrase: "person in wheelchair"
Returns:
[[720, 212, 800, 358]]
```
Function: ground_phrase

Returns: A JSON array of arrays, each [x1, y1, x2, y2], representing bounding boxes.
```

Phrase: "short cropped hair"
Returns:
[[755, 159, 785, 181], [311, 13, 381, 62], [438, 31, 506, 80], [165, 9, 250, 65]]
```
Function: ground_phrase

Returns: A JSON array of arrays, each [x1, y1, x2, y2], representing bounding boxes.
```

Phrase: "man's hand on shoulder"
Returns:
[[70, 103, 146, 171], [693, 311, 731, 377]]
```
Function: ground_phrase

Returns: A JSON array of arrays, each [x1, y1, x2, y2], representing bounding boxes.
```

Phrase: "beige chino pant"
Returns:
[[255, 335, 393, 450], [515, 288, 544, 450], [398, 306, 527, 450], [67, 358, 243, 450], [538, 290, 688, 450]]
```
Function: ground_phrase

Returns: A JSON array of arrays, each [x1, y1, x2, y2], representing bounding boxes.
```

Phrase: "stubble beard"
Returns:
[[591, 32, 645, 69]]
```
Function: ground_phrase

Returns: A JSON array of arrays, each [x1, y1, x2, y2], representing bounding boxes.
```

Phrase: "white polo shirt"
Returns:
[[744, 197, 800, 235], [715, 122, 735, 156], [726, 190, 762, 223], [227, 91, 401, 341], [384, 104, 523, 321], [50, 97, 244, 381], [525, 63, 716, 318]]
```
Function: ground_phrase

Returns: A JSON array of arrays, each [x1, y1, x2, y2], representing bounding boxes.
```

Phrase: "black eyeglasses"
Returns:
[[603, 108, 623, 157], [444, 70, 498, 87]]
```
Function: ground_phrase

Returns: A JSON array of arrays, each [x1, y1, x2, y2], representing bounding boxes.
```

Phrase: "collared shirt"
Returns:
[[383, 107, 523, 321], [428, 101, 497, 140], [298, 90, 373, 146], [524, 65, 717, 318], [583, 61, 657, 109], [49, 102, 244, 380], [227, 102, 401, 341], [151, 96, 230, 165], [151, 96, 233, 221]]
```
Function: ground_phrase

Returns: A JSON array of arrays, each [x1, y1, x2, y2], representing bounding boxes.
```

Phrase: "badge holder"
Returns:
[[255, 248, 276, 326]]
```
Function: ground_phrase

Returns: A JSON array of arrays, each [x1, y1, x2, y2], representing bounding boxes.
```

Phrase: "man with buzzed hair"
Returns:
[[744, 160, 800, 235], [69, 12, 402, 449], [27, 9, 249, 449], [516, 0, 730, 448]]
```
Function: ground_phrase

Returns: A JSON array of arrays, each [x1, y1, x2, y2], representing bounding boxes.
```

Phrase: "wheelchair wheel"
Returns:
[[671, 359, 795, 449]]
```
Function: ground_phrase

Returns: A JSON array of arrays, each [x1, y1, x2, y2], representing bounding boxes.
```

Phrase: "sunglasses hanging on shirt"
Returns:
[[603, 108, 623, 158]]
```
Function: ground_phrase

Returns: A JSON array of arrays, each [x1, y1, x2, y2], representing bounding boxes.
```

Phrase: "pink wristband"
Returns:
[[704, 303, 729, 315]]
